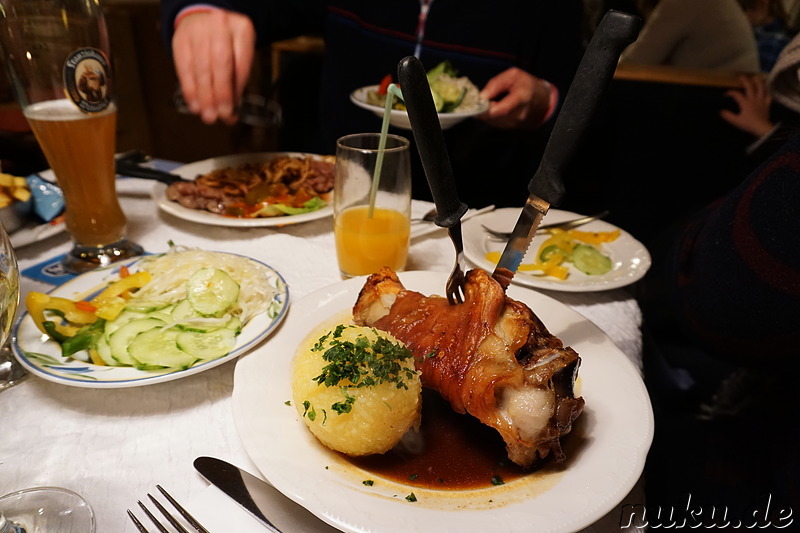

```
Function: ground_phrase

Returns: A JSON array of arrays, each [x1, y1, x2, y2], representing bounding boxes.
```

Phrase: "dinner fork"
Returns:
[[127, 485, 209, 533], [482, 209, 611, 240], [398, 55, 468, 304]]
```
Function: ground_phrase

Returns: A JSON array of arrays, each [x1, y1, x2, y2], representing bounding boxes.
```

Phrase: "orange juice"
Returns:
[[334, 205, 410, 277]]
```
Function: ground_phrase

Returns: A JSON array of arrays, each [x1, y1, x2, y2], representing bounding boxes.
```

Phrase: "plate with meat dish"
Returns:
[[462, 208, 652, 292], [233, 269, 653, 533], [151, 152, 335, 227]]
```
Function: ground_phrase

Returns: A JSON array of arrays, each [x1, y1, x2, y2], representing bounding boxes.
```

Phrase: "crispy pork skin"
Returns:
[[353, 267, 584, 467]]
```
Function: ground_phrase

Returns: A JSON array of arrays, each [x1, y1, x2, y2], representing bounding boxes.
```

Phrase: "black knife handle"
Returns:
[[397, 55, 468, 228], [115, 161, 186, 185], [529, 9, 641, 206]]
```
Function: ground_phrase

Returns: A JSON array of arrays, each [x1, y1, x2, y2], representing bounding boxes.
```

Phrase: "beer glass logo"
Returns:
[[63, 47, 112, 113]]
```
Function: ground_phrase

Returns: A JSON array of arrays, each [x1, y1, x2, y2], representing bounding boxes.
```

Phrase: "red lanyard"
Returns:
[[414, 0, 433, 57]]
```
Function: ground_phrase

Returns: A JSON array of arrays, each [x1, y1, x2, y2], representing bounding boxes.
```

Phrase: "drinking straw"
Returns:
[[368, 83, 403, 217]]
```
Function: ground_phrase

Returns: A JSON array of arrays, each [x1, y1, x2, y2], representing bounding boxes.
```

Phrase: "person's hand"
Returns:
[[720, 75, 775, 138], [478, 67, 553, 129], [171, 9, 256, 125]]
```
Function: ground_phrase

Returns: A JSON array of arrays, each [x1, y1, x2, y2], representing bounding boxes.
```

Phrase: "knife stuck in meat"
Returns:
[[491, 10, 641, 289]]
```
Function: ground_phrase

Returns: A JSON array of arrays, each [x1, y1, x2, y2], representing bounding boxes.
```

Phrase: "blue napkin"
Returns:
[[26, 174, 65, 222]]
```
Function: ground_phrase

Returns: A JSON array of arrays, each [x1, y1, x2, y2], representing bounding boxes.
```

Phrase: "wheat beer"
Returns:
[[25, 99, 126, 247]]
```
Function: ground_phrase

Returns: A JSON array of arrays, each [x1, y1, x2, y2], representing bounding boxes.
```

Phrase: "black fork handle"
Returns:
[[397, 55, 468, 228]]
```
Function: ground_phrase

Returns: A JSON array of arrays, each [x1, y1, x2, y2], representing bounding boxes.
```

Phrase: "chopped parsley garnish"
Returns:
[[302, 401, 316, 422], [362, 480, 374, 486], [331, 387, 356, 414], [491, 475, 505, 486], [408, 474, 418, 481], [405, 493, 417, 502], [309, 326, 415, 415], [284, 400, 292, 406]]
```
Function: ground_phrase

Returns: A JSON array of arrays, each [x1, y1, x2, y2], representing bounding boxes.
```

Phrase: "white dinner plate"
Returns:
[[152, 152, 334, 228], [464, 208, 652, 292], [232, 271, 653, 533], [9, 218, 67, 248], [12, 253, 289, 388], [350, 85, 489, 130]]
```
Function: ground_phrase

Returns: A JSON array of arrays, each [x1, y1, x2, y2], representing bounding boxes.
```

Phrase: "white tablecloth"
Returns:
[[0, 173, 645, 532]]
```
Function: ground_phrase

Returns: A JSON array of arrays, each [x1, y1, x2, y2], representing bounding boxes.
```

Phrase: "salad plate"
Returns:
[[350, 85, 489, 130], [11, 254, 289, 388], [232, 271, 653, 533], [152, 152, 334, 228], [463, 208, 652, 292]]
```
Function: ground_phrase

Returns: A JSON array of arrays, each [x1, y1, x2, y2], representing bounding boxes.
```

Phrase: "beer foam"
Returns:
[[24, 99, 116, 120]]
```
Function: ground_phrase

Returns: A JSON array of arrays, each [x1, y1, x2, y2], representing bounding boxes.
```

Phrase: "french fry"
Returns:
[[0, 172, 31, 207]]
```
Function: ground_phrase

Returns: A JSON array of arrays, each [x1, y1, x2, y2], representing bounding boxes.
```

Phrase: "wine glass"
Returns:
[[0, 487, 95, 533], [0, 219, 21, 392]]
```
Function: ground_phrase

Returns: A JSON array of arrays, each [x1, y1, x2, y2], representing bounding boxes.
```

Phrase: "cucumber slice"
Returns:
[[171, 299, 197, 321], [129, 328, 198, 369], [171, 298, 232, 332], [125, 299, 171, 313], [176, 315, 233, 333], [108, 317, 165, 366], [93, 334, 117, 366], [104, 309, 147, 340], [539, 244, 571, 262], [186, 268, 240, 316], [572, 244, 613, 276], [176, 328, 237, 360], [225, 315, 242, 334], [430, 88, 444, 112]]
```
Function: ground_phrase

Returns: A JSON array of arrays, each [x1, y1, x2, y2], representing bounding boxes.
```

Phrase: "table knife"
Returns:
[[115, 151, 187, 184], [491, 10, 641, 289], [193, 456, 340, 532]]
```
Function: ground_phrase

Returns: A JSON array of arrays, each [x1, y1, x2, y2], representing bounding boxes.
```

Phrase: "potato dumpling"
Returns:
[[292, 324, 421, 456]]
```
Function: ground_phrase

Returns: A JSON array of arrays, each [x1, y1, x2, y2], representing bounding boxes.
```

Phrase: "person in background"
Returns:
[[639, 26, 800, 509], [721, 33, 800, 161], [619, 0, 760, 72], [159, 0, 586, 208], [738, 0, 794, 72]]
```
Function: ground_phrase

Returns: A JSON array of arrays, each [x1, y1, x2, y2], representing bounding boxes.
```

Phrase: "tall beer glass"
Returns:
[[0, 0, 142, 273]]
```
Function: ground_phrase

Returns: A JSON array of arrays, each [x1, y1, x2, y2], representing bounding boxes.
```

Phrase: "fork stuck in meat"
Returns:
[[353, 267, 584, 468]]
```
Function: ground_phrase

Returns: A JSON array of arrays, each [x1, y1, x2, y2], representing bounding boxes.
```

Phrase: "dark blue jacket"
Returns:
[[160, 0, 585, 207]]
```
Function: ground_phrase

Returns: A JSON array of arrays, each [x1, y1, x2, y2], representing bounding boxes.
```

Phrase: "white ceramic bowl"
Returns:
[[350, 84, 489, 130]]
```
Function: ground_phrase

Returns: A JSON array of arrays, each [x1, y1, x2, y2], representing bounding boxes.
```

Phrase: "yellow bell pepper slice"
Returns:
[[90, 271, 152, 320], [484, 251, 570, 280], [25, 292, 82, 337], [88, 347, 106, 366], [43, 296, 98, 325], [567, 228, 620, 245]]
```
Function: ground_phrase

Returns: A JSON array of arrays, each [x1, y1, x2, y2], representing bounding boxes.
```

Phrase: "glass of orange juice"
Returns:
[[334, 133, 411, 278], [0, 0, 143, 273]]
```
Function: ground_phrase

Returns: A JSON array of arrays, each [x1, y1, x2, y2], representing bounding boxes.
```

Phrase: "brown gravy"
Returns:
[[346, 390, 532, 490]]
